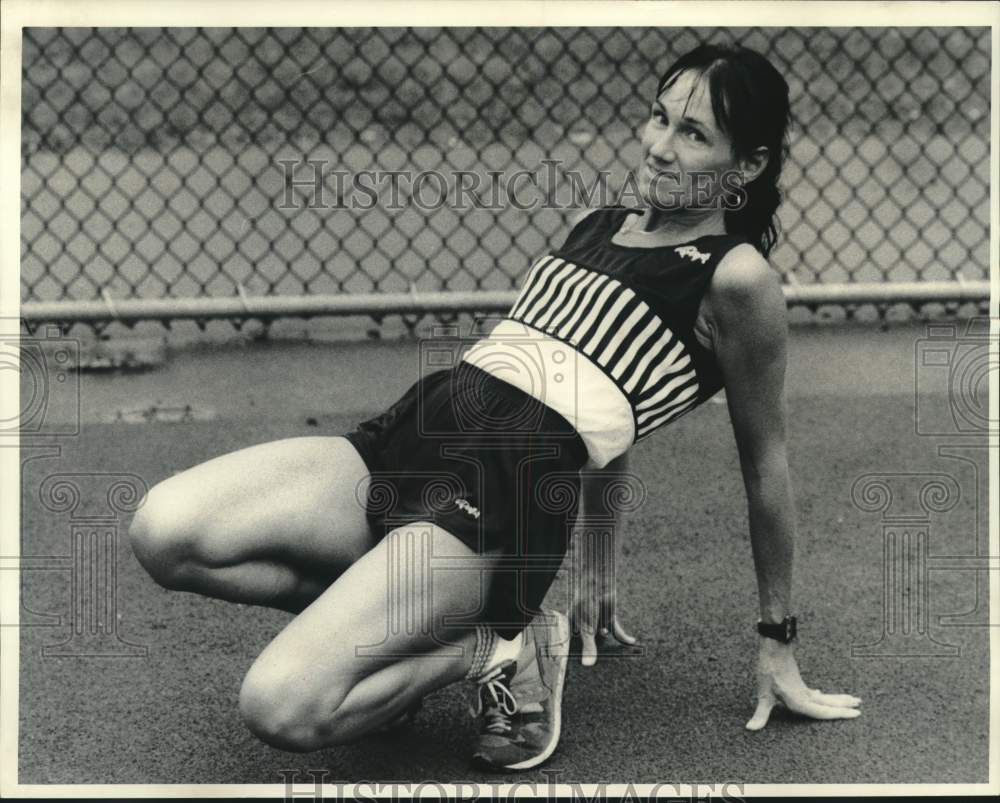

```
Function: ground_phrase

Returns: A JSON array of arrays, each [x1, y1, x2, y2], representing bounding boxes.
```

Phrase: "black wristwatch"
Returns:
[[757, 615, 797, 643]]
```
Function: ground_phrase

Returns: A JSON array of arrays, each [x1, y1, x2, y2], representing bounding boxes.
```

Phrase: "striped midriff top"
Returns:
[[463, 207, 749, 468]]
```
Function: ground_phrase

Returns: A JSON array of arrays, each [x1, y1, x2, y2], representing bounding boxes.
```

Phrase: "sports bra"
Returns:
[[462, 207, 750, 468]]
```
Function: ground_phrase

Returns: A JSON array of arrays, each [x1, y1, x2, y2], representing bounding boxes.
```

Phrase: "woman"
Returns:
[[128, 43, 862, 773]]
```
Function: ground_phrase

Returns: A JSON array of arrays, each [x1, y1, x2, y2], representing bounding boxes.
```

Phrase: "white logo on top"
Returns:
[[675, 245, 711, 265], [455, 499, 480, 519]]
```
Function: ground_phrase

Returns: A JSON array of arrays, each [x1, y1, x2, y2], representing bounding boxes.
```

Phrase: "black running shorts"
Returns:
[[344, 361, 588, 638]]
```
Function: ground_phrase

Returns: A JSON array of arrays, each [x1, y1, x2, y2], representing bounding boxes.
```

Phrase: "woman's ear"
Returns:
[[740, 146, 770, 184]]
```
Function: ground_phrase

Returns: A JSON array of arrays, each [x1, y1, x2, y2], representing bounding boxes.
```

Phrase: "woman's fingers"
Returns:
[[579, 627, 599, 666], [571, 602, 600, 666], [808, 688, 862, 707], [783, 692, 862, 721], [572, 596, 636, 661], [745, 695, 776, 731], [748, 683, 863, 731], [612, 616, 638, 645]]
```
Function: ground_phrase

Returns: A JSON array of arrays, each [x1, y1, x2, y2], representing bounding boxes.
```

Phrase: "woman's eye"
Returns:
[[651, 109, 667, 123], [687, 129, 705, 142]]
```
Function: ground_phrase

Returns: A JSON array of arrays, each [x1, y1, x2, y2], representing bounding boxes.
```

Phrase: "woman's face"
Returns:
[[637, 69, 742, 212]]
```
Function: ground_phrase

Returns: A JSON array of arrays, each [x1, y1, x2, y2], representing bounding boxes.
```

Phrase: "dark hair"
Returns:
[[656, 43, 792, 257]]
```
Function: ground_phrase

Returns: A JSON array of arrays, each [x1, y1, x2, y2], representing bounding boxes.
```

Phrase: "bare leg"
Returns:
[[237, 521, 503, 751], [128, 436, 377, 612], [130, 436, 511, 751]]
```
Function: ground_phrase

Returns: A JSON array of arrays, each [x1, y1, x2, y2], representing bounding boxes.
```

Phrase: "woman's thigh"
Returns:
[[131, 435, 378, 581], [238, 521, 498, 746]]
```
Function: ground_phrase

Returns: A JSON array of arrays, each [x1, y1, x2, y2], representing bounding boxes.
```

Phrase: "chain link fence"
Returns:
[[21, 27, 991, 329]]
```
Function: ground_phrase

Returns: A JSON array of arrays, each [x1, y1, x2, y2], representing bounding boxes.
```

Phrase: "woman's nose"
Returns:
[[647, 130, 676, 163]]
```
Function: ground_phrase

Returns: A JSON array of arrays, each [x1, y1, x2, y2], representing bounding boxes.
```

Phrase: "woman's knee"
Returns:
[[128, 479, 204, 590], [238, 661, 350, 752]]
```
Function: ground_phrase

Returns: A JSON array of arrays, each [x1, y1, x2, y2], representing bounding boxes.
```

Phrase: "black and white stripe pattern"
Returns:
[[509, 255, 702, 440]]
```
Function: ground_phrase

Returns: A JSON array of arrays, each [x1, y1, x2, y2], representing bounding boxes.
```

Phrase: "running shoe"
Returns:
[[469, 609, 570, 771]]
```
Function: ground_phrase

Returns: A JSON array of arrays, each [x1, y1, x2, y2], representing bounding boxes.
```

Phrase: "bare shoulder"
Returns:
[[705, 243, 786, 333], [710, 243, 780, 299]]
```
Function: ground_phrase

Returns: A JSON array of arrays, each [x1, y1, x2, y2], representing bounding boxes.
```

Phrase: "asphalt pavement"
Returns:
[[16, 320, 991, 785]]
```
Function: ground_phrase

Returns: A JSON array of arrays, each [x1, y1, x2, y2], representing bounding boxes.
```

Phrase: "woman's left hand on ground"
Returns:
[[745, 640, 863, 731]]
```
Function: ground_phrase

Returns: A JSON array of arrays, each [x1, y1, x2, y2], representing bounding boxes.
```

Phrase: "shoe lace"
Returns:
[[472, 672, 519, 734]]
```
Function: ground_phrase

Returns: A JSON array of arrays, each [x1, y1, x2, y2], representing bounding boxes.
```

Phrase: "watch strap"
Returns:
[[757, 615, 797, 643]]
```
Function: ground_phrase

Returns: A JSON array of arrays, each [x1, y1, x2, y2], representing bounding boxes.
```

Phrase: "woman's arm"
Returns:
[[709, 245, 862, 730], [708, 246, 795, 625]]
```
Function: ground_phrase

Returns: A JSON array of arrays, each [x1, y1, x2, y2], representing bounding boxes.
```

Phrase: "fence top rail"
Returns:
[[19, 281, 992, 324]]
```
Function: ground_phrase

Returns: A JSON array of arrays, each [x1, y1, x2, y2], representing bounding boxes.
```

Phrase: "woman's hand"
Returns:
[[569, 533, 638, 666], [571, 453, 639, 666], [745, 639, 863, 731]]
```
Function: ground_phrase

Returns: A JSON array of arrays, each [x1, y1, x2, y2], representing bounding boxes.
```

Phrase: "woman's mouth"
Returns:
[[644, 164, 682, 187]]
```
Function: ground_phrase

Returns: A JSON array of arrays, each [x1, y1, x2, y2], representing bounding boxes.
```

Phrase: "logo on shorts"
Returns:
[[675, 245, 711, 264], [455, 499, 480, 519]]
